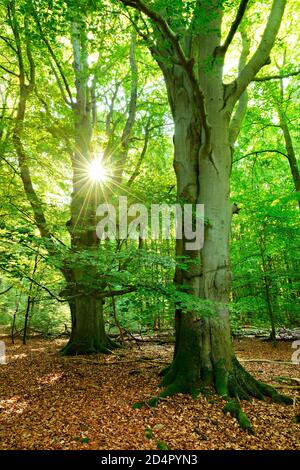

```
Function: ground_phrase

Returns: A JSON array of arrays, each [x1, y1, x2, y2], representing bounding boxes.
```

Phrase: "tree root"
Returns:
[[223, 399, 254, 434], [152, 355, 293, 433], [59, 336, 119, 356]]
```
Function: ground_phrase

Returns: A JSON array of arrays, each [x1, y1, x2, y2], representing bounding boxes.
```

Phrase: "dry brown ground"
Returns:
[[0, 336, 299, 450]]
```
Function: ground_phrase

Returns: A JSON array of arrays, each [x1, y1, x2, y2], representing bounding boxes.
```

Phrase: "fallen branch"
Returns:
[[272, 376, 300, 385], [272, 385, 300, 390], [239, 359, 297, 365], [62, 357, 168, 366]]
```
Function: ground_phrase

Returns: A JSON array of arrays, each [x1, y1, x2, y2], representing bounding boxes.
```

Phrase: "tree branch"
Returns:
[[217, 0, 250, 57], [228, 0, 287, 108], [119, 0, 211, 151], [253, 70, 300, 82], [233, 149, 289, 164], [49, 59, 72, 107], [0, 154, 20, 175], [101, 287, 136, 298], [0, 286, 13, 295], [9, 1, 51, 240], [0, 64, 19, 77], [34, 15, 74, 106], [0, 265, 64, 303], [127, 117, 150, 186], [229, 31, 250, 146], [115, 31, 138, 180], [0, 34, 17, 53]]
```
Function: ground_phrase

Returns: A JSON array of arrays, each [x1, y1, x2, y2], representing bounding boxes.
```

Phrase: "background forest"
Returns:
[[0, 0, 298, 343], [0, 0, 300, 452]]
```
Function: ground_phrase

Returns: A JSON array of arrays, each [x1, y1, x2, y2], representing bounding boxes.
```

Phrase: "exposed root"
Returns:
[[59, 337, 119, 356], [156, 355, 293, 432], [158, 364, 172, 377], [160, 355, 201, 398], [223, 399, 254, 434]]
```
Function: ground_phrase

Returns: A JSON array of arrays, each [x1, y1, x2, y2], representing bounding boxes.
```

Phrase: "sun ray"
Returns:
[[87, 158, 109, 182]]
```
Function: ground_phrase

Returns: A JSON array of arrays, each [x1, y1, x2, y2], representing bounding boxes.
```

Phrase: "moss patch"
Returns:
[[223, 399, 254, 434]]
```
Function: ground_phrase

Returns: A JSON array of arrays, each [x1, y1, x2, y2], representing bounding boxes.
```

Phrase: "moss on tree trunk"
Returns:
[[158, 311, 292, 432]]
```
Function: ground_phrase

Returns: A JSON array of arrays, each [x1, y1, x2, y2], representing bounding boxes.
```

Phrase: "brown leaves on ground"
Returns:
[[0, 337, 299, 450]]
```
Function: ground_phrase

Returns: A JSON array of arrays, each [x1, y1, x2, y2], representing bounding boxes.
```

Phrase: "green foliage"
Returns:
[[156, 440, 169, 450], [0, 0, 299, 343], [132, 402, 143, 410]]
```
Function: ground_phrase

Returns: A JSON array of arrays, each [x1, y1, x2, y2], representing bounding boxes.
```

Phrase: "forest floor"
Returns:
[[0, 336, 299, 450]]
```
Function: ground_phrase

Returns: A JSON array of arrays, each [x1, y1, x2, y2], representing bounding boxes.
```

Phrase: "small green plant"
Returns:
[[156, 440, 169, 450], [145, 426, 153, 440]]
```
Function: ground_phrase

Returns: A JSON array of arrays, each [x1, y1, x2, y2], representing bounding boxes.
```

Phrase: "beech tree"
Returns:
[[117, 0, 293, 422], [3, 0, 161, 354], [1, 0, 298, 432]]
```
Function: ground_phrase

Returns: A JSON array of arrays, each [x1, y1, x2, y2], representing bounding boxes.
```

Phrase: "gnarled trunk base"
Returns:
[[60, 295, 118, 355], [158, 315, 292, 432], [60, 335, 117, 356]]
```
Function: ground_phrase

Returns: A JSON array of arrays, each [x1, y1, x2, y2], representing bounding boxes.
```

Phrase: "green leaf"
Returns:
[[145, 426, 153, 440], [132, 402, 143, 409], [156, 440, 169, 450]]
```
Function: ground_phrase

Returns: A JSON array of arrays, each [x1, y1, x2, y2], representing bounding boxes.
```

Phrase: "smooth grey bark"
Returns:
[[121, 0, 290, 407]]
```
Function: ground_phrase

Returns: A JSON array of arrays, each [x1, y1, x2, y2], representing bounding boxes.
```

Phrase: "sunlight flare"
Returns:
[[87, 158, 109, 183]]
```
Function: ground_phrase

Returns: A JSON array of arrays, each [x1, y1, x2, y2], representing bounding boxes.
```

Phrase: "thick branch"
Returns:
[[229, 31, 250, 146], [228, 0, 286, 107], [119, 0, 211, 150]]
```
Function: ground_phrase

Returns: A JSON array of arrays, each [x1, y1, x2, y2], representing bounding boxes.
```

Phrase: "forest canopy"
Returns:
[[0, 0, 299, 445]]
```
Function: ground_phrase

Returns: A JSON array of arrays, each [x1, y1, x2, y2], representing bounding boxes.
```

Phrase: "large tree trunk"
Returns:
[[160, 67, 291, 416], [60, 20, 112, 355], [118, 0, 290, 432], [61, 296, 114, 354], [161, 85, 232, 395]]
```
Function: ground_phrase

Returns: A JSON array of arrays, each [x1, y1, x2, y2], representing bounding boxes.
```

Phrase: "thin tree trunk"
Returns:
[[23, 252, 39, 345], [11, 286, 23, 345], [23, 295, 31, 345], [258, 237, 276, 344], [277, 92, 300, 207]]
